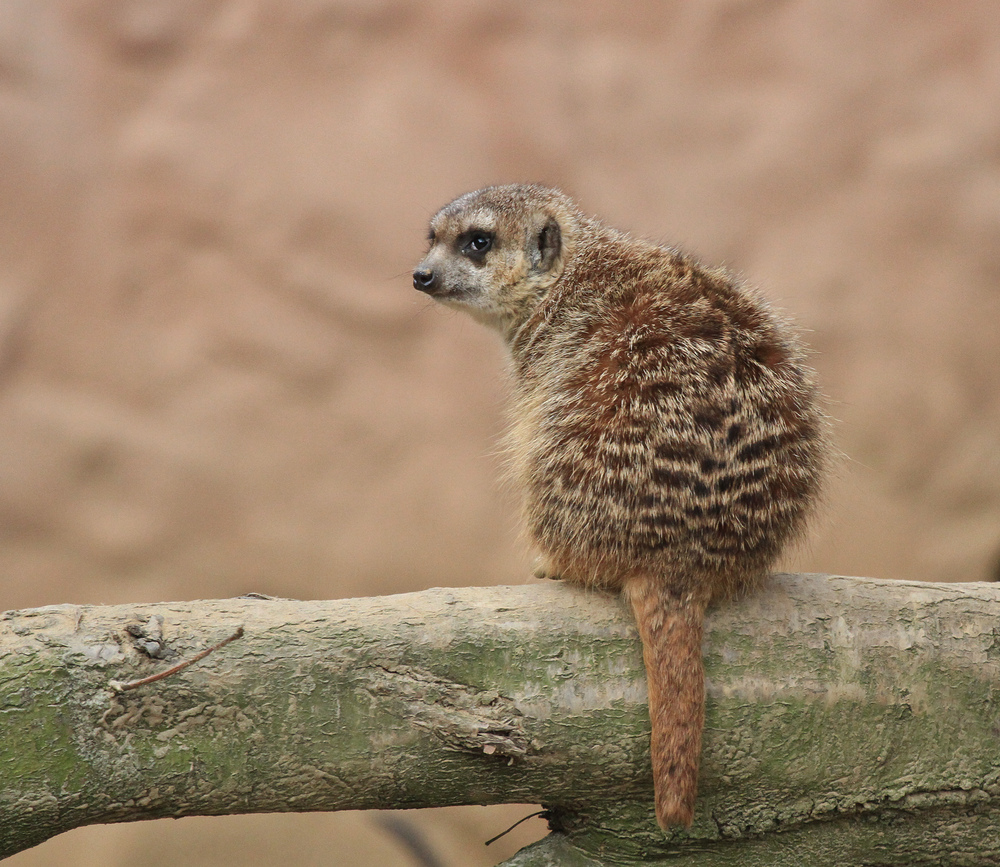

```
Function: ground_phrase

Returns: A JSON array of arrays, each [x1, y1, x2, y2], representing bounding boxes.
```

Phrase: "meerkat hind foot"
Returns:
[[532, 559, 563, 581]]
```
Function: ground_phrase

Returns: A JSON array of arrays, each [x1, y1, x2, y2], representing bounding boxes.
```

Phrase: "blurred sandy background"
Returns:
[[3, 1, 999, 865]]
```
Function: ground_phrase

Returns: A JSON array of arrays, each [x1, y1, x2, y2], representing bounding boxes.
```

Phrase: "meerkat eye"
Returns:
[[463, 231, 494, 255]]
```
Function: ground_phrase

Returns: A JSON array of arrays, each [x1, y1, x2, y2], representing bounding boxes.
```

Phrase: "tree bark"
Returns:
[[2, 574, 999, 865]]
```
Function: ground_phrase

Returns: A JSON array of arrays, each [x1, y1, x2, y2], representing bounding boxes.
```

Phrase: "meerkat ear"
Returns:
[[533, 217, 562, 274]]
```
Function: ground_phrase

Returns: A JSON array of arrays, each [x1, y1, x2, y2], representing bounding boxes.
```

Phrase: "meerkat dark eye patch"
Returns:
[[459, 230, 494, 257]]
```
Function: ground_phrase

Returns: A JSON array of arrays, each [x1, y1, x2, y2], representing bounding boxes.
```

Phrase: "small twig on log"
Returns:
[[484, 810, 550, 846], [108, 625, 245, 693]]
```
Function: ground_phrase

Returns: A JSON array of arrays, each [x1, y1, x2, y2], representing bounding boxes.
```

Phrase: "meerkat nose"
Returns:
[[412, 268, 438, 293]]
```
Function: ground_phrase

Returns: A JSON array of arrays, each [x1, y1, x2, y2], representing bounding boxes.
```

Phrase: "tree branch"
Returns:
[[2, 574, 999, 865]]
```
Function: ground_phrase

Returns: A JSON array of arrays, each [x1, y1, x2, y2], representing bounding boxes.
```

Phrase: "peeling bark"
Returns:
[[2, 574, 1000, 865]]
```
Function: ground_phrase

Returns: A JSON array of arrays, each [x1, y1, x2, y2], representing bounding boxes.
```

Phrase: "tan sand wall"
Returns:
[[3, 2, 999, 864]]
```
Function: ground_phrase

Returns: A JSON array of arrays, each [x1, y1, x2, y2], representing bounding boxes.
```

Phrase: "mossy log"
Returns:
[[2, 574, 1000, 865]]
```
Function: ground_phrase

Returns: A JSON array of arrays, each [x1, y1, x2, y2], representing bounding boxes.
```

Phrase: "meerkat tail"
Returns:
[[625, 573, 707, 829]]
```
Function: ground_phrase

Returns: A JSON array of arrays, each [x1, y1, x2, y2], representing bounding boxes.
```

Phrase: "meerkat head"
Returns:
[[413, 184, 579, 337]]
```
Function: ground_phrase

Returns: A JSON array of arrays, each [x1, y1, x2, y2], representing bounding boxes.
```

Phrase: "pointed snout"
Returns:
[[412, 267, 438, 293]]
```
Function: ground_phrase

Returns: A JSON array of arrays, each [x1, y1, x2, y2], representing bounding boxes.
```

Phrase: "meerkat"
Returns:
[[413, 184, 827, 830]]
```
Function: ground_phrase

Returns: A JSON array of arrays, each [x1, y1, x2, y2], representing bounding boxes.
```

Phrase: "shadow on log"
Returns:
[[2, 574, 1000, 865]]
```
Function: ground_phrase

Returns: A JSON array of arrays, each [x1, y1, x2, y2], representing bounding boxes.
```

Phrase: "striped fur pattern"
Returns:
[[414, 185, 828, 830]]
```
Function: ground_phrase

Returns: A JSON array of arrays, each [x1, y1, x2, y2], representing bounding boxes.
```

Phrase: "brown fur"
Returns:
[[414, 184, 828, 830]]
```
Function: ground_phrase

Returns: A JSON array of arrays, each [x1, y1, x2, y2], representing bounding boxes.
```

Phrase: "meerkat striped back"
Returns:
[[509, 233, 826, 598]]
